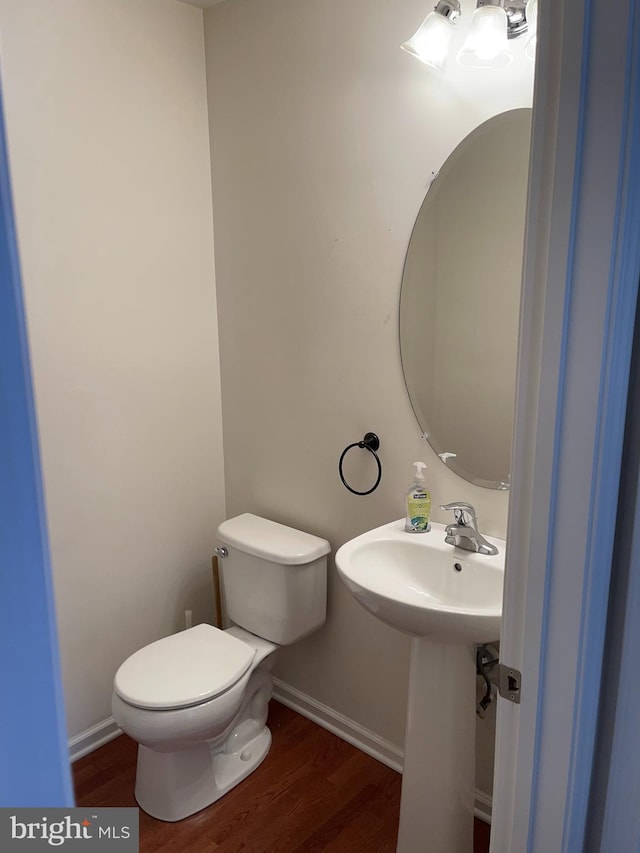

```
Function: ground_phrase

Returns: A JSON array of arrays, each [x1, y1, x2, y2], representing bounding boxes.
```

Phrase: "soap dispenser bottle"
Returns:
[[405, 462, 431, 533]]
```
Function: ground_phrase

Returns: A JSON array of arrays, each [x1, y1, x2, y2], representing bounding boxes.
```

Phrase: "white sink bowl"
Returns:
[[335, 519, 504, 644]]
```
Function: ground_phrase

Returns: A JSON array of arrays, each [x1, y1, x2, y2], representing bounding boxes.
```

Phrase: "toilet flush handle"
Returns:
[[214, 546, 228, 558]]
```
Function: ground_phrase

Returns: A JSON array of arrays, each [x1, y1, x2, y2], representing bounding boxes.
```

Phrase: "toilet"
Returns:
[[111, 513, 330, 822]]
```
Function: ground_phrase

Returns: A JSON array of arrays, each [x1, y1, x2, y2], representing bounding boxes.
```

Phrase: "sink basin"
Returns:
[[335, 519, 504, 644]]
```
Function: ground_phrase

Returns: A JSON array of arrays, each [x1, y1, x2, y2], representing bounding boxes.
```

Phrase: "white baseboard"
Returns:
[[474, 789, 493, 824], [272, 677, 492, 825], [68, 717, 122, 763], [272, 677, 404, 772]]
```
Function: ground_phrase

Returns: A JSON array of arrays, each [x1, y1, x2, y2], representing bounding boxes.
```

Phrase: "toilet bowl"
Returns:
[[112, 514, 330, 822], [112, 625, 277, 821]]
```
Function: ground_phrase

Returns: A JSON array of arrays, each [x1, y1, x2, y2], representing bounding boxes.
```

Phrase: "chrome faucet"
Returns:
[[439, 502, 499, 556]]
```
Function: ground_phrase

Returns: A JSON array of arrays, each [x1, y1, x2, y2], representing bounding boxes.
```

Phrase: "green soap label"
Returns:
[[408, 491, 431, 531]]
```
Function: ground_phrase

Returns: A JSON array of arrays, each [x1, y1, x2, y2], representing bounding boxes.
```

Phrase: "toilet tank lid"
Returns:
[[217, 513, 331, 565], [113, 624, 255, 711]]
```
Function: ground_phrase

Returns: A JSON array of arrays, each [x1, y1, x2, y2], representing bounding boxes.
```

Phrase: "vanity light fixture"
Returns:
[[400, 1, 462, 73], [401, 0, 536, 72], [524, 0, 538, 60], [457, 0, 513, 67]]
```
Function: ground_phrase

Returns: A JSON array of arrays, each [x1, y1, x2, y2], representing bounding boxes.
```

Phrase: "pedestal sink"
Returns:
[[335, 519, 505, 853]]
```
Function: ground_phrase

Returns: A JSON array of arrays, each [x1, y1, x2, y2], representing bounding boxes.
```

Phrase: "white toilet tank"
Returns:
[[217, 513, 330, 645]]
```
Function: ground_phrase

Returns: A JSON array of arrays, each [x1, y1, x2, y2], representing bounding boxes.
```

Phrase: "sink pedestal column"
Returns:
[[396, 638, 476, 853]]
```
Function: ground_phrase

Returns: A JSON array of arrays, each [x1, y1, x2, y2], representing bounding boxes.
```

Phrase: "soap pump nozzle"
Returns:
[[413, 461, 427, 481], [438, 452, 457, 465]]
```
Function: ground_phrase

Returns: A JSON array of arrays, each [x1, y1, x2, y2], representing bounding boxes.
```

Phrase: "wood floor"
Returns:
[[73, 701, 491, 852]]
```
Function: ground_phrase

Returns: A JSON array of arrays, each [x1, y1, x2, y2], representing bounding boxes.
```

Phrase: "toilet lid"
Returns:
[[114, 624, 255, 710]]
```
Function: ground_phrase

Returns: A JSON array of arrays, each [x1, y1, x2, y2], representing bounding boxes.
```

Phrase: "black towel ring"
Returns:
[[339, 432, 382, 496]]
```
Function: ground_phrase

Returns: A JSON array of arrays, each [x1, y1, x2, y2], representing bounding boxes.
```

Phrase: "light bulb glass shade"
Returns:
[[401, 11, 456, 72], [457, 6, 512, 68], [525, 0, 538, 60]]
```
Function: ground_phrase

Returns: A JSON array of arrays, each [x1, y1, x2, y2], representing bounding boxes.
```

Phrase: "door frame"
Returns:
[[0, 73, 73, 806], [492, 0, 640, 849]]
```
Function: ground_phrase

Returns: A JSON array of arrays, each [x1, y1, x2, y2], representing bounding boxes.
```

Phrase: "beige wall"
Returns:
[[0, 0, 225, 739], [205, 0, 533, 796]]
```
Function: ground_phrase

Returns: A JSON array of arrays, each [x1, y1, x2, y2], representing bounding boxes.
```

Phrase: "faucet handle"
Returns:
[[440, 502, 478, 527]]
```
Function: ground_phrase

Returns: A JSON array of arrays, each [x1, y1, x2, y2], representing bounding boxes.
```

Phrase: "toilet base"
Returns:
[[135, 725, 272, 822]]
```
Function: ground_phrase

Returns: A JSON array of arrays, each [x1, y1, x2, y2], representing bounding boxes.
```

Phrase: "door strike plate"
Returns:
[[498, 664, 521, 704]]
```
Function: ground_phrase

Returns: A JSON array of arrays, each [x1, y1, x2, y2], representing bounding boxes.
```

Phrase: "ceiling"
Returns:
[[178, 0, 227, 8]]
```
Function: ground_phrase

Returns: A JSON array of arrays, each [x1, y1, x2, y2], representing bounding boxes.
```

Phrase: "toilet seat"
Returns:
[[114, 624, 255, 711]]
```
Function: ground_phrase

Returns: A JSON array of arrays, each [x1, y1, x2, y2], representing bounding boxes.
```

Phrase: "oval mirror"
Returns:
[[399, 108, 532, 489]]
